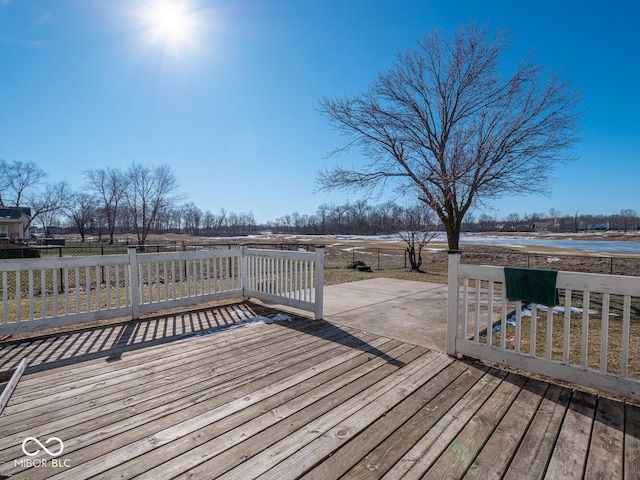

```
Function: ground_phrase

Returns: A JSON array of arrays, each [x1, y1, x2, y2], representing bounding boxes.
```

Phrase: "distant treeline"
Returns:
[[51, 200, 639, 238]]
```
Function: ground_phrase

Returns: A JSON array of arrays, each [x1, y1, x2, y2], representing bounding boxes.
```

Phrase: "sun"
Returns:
[[150, 2, 190, 41], [142, 0, 199, 50]]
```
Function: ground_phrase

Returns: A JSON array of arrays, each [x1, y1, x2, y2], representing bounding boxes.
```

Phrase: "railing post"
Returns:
[[241, 245, 249, 300], [446, 250, 462, 356], [314, 246, 325, 320], [128, 247, 140, 319]]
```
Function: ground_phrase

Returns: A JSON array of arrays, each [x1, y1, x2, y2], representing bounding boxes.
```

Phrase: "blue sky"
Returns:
[[1, 0, 638, 224]]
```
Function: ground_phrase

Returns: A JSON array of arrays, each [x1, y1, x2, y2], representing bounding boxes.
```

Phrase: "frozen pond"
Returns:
[[332, 232, 640, 255], [459, 234, 640, 254]]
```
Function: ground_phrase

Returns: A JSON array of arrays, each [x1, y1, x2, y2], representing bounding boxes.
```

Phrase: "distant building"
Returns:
[[0, 207, 31, 243], [587, 221, 610, 231]]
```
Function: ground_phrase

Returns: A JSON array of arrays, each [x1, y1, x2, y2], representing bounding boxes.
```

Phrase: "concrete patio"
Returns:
[[323, 278, 449, 352]]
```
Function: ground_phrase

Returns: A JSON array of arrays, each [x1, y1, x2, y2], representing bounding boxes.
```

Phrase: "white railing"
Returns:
[[447, 252, 640, 400], [0, 246, 324, 335], [244, 248, 323, 317]]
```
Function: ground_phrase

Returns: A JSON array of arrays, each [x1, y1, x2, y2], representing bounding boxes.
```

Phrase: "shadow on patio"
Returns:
[[0, 301, 404, 374]]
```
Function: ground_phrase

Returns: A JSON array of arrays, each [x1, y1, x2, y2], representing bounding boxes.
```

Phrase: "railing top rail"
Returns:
[[134, 248, 243, 262], [458, 263, 640, 296], [0, 254, 129, 271], [245, 248, 316, 261]]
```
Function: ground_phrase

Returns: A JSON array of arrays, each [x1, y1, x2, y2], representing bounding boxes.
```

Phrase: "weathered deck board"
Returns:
[[502, 383, 573, 480], [545, 389, 597, 479], [0, 301, 638, 479]]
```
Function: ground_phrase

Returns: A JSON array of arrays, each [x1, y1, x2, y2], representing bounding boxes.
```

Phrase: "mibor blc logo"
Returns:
[[16, 437, 70, 469], [22, 437, 64, 457]]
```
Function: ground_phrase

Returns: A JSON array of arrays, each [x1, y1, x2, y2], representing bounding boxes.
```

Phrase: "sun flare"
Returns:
[[143, 0, 198, 49]]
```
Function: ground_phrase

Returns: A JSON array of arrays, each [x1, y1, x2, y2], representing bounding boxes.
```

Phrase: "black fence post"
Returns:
[[611, 257, 614, 275]]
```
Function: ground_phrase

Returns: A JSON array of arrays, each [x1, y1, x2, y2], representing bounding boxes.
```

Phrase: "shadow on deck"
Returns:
[[0, 299, 639, 479], [0, 301, 404, 374]]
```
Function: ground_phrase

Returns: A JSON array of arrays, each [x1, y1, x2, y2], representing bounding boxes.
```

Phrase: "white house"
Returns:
[[0, 207, 31, 243]]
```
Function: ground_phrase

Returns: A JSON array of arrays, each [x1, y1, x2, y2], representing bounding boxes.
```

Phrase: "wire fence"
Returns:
[[2, 242, 640, 277]]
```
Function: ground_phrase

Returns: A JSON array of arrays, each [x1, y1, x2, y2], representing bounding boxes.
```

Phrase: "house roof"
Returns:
[[0, 207, 31, 219]]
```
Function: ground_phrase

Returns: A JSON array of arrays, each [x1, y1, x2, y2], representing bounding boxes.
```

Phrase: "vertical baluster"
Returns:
[[545, 306, 553, 360], [227, 255, 231, 292], [42, 268, 48, 319], [124, 262, 130, 307], [487, 281, 494, 346], [144, 262, 150, 303], [515, 300, 522, 353], [600, 293, 610, 373], [28, 270, 34, 320], [254, 255, 258, 291], [270, 257, 274, 294], [85, 266, 90, 312], [74, 267, 80, 313], [115, 265, 121, 308], [299, 260, 304, 302], [299, 260, 304, 301], [193, 258, 198, 296], [16, 269, 22, 322], [474, 279, 481, 342], [581, 290, 591, 368], [246, 256, 251, 293], [159, 261, 164, 301], [179, 259, 185, 297], [500, 285, 507, 349], [299, 259, 304, 301], [530, 304, 537, 356], [222, 256, 227, 292], [212, 257, 218, 294], [51, 268, 56, 318], [2, 271, 8, 324], [95, 265, 100, 312], [225, 256, 230, 292], [303, 260, 311, 302], [545, 307, 554, 359], [155, 260, 160, 302], [106, 265, 111, 310], [462, 278, 469, 339], [309, 260, 316, 302], [621, 295, 631, 377], [563, 289, 572, 363], [209, 256, 213, 295]]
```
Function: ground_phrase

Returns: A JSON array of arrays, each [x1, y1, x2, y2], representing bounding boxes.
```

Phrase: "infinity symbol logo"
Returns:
[[21, 437, 64, 457]]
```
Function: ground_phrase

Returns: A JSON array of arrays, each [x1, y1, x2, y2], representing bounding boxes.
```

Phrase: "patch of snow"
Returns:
[[492, 303, 599, 333]]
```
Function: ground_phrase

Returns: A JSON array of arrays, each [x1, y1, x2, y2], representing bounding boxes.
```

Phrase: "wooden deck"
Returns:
[[1, 301, 640, 479]]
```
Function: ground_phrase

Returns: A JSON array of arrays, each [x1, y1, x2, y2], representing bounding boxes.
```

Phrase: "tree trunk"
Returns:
[[443, 219, 461, 251]]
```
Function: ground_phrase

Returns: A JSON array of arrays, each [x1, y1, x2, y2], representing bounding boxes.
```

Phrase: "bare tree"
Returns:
[[0, 159, 47, 207], [182, 202, 203, 235], [27, 181, 72, 237], [215, 208, 227, 236], [318, 22, 582, 250], [124, 163, 179, 247], [85, 167, 128, 244], [619, 209, 638, 233], [398, 204, 436, 272], [549, 207, 561, 231], [64, 192, 98, 242]]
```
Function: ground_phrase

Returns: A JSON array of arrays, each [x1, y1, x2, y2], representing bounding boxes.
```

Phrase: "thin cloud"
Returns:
[[0, 7, 52, 48], [0, 35, 46, 48]]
